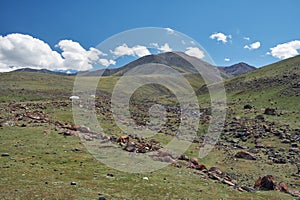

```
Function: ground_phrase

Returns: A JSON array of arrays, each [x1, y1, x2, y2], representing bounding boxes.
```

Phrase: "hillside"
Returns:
[[0, 55, 299, 199]]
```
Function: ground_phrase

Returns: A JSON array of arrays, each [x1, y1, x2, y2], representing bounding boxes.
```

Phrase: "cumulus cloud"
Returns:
[[110, 44, 151, 57], [243, 37, 250, 41], [150, 43, 159, 48], [158, 43, 172, 52], [185, 47, 205, 59], [269, 40, 300, 59], [165, 28, 174, 34], [224, 58, 230, 62], [57, 40, 110, 70], [99, 58, 116, 67], [0, 33, 63, 72], [244, 41, 261, 50], [209, 32, 231, 43], [0, 33, 115, 72]]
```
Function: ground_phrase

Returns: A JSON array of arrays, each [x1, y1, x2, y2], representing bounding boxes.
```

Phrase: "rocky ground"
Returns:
[[0, 96, 299, 199]]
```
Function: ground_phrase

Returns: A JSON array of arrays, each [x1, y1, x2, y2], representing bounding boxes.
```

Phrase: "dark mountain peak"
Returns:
[[108, 51, 211, 76], [219, 62, 256, 77]]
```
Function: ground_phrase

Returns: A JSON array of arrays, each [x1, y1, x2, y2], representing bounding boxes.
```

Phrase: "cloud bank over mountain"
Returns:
[[0, 33, 115, 72]]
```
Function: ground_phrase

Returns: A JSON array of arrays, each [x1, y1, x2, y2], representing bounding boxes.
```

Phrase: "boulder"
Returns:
[[260, 175, 276, 190], [1, 153, 9, 157], [124, 142, 136, 152], [277, 182, 289, 193], [244, 104, 253, 109], [264, 108, 277, 116], [178, 154, 189, 161], [254, 176, 262, 189], [255, 115, 265, 122], [235, 151, 256, 160], [117, 135, 129, 144], [190, 157, 199, 166]]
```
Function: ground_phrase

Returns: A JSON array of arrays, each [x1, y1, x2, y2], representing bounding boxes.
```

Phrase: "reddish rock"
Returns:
[[117, 135, 129, 143], [195, 164, 207, 172], [254, 176, 262, 189], [277, 182, 289, 193]]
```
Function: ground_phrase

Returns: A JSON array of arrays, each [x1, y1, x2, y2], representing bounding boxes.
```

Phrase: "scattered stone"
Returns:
[[263, 124, 271, 132], [277, 182, 289, 193], [1, 153, 9, 157], [255, 115, 265, 121], [241, 186, 254, 192], [178, 154, 189, 161], [244, 104, 253, 109], [99, 196, 106, 200], [264, 108, 277, 116], [117, 135, 129, 144], [272, 157, 287, 164], [190, 157, 199, 166], [221, 179, 235, 186], [70, 182, 77, 185], [195, 164, 207, 172], [124, 142, 136, 152], [291, 143, 298, 147], [259, 175, 276, 190], [234, 151, 256, 160]]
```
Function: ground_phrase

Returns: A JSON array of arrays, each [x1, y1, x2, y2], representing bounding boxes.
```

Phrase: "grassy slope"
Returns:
[[0, 126, 292, 200], [1, 56, 300, 199]]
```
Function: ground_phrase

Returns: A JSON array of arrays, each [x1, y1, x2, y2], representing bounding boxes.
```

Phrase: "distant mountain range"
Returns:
[[13, 68, 76, 76], [11, 52, 256, 78]]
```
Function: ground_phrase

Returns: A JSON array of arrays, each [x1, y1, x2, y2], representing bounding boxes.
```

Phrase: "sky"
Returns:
[[0, 0, 299, 72]]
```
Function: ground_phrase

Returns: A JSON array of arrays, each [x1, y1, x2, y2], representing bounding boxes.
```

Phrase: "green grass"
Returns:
[[0, 126, 293, 200]]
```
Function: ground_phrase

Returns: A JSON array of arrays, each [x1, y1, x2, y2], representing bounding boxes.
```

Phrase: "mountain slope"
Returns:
[[219, 62, 256, 77], [197, 55, 300, 111], [83, 52, 231, 78]]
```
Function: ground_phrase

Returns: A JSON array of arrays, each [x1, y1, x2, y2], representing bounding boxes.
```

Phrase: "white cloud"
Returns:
[[158, 43, 172, 52], [132, 45, 151, 57], [57, 40, 109, 70], [150, 43, 159, 48], [0, 33, 63, 72], [209, 32, 231, 43], [244, 41, 261, 50], [224, 58, 230, 62], [99, 59, 116, 67], [110, 44, 150, 57], [165, 28, 174, 34], [0, 33, 115, 72], [185, 47, 205, 59], [269, 40, 300, 59], [243, 37, 250, 41]]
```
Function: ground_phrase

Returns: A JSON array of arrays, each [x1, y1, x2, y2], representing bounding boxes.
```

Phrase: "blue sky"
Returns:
[[0, 0, 299, 72]]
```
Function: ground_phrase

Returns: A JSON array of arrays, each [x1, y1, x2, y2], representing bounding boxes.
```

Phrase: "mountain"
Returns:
[[12, 68, 76, 76], [10, 53, 255, 78], [83, 52, 234, 78], [219, 62, 256, 77]]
